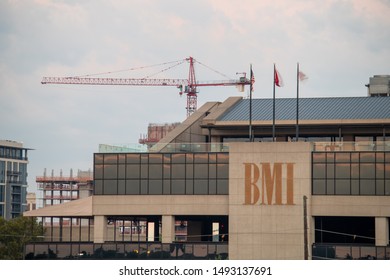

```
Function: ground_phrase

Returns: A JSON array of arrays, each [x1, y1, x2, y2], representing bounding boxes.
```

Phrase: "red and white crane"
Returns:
[[42, 57, 252, 117]]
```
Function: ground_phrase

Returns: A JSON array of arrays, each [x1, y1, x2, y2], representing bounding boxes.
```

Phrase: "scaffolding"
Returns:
[[139, 122, 180, 146], [36, 169, 93, 207]]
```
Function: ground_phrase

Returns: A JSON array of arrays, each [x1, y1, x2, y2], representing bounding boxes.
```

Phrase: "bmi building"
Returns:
[[24, 95, 390, 260]]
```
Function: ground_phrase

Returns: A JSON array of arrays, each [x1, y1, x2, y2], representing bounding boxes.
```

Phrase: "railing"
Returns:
[[99, 143, 230, 153], [98, 141, 390, 154], [312, 244, 390, 260], [313, 141, 390, 152], [24, 242, 228, 260]]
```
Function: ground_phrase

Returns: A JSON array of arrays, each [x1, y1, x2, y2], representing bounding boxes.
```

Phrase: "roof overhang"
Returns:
[[24, 196, 93, 217]]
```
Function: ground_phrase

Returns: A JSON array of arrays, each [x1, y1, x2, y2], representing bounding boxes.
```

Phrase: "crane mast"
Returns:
[[41, 57, 251, 117]]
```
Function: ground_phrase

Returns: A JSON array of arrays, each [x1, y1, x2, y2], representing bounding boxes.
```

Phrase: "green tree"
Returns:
[[0, 216, 44, 260]]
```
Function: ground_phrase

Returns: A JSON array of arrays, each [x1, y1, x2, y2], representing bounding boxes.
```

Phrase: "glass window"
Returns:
[[386, 153, 390, 163], [118, 154, 126, 164], [326, 179, 335, 195], [217, 164, 229, 179], [385, 164, 390, 178], [186, 153, 194, 163], [326, 153, 335, 163], [186, 164, 193, 178], [186, 179, 193, 194], [360, 153, 375, 163], [94, 180, 103, 195], [376, 180, 385, 195], [149, 154, 162, 164], [103, 180, 117, 195], [126, 180, 139, 194], [360, 164, 375, 179], [140, 180, 148, 194], [163, 164, 171, 179], [376, 163, 384, 178], [360, 180, 375, 195], [351, 153, 359, 163], [118, 180, 126, 195], [149, 164, 162, 179], [172, 154, 185, 164], [217, 179, 229, 195], [313, 153, 326, 163], [163, 154, 171, 164], [171, 180, 185, 194], [335, 180, 350, 195], [126, 154, 140, 164], [351, 164, 359, 179], [95, 154, 103, 164], [209, 180, 217, 195], [104, 154, 117, 164], [209, 164, 216, 179], [327, 164, 334, 178], [163, 179, 171, 194], [376, 153, 385, 163], [209, 153, 217, 164], [351, 180, 359, 195], [335, 153, 350, 162], [103, 165, 117, 179], [194, 180, 208, 194], [118, 165, 126, 179], [141, 164, 148, 179], [194, 154, 208, 163], [335, 163, 350, 179], [385, 180, 390, 195], [194, 164, 208, 179], [171, 164, 185, 179], [126, 165, 140, 179], [95, 165, 103, 179], [313, 164, 326, 178], [141, 154, 148, 164], [149, 180, 162, 194], [313, 180, 326, 195], [217, 153, 229, 163]]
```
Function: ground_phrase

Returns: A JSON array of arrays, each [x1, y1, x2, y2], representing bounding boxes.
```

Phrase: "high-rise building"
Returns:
[[0, 140, 30, 220]]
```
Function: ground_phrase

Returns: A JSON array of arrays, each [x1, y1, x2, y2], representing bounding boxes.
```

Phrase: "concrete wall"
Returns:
[[228, 142, 312, 260]]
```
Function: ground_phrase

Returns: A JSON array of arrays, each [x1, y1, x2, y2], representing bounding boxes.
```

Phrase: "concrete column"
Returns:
[[375, 217, 389, 246], [94, 215, 107, 243], [162, 215, 175, 243]]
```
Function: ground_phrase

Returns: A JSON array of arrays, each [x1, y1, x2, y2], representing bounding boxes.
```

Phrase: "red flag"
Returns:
[[274, 68, 283, 87], [251, 69, 255, 92], [298, 71, 308, 81]]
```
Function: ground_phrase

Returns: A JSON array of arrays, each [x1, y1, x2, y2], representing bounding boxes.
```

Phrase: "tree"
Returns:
[[0, 216, 44, 260]]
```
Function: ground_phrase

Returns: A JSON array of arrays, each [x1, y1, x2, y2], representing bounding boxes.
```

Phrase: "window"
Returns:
[[94, 152, 229, 195], [312, 152, 390, 196]]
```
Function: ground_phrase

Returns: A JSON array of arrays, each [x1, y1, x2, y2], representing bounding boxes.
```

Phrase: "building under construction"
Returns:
[[139, 123, 181, 147], [36, 169, 93, 207]]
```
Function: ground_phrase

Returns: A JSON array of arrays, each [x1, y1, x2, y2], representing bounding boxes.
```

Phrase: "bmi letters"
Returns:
[[243, 163, 294, 205]]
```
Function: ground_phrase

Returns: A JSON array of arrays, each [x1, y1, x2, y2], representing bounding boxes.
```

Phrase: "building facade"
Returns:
[[0, 140, 30, 220], [24, 96, 390, 260]]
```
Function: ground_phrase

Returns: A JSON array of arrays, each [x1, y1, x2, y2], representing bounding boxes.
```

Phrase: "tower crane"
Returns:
[[41, 57, 252, 117]]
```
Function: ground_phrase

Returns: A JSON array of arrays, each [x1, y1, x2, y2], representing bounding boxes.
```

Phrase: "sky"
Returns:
[[1, 0, 389, 194]]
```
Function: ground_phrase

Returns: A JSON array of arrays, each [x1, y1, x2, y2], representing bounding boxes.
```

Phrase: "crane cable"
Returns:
[[71, 59, 186, 78]]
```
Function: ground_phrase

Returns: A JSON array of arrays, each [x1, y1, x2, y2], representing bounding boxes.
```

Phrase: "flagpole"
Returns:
[[249, 64, 253, 142], [273, 64, 276, 142], [296, 62, 299, 141]]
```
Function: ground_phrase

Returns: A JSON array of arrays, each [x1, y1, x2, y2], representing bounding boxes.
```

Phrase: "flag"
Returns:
[[250, 69, 255, 92], [274, 68, 284, 87], [298, 71, 308, 82]]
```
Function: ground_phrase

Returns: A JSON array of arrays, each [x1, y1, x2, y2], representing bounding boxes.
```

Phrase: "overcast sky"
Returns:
[[1, 0, 389, 192]]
